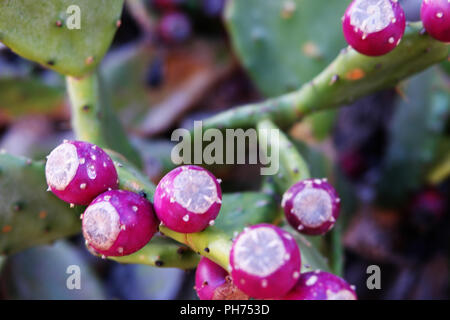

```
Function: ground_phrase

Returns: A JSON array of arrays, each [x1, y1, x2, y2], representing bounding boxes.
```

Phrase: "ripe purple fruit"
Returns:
[[195, 257, 249, 300], [45, 140, 118, 205], [154, 165, 222, 233], [280, 271, 357, 300], [230, 224, 301, 299], [82, 190, 159, 257], [342, 0, 406, 56], [421, 0, 450, 43], [282, 179, 340, 236], [158, 12, 192, 44]]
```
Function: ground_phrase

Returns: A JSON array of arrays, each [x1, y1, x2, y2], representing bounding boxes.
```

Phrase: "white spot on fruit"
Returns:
[[388, 37, 395, 43], [436, 12, 443, 18], [83, 201, 120, 251], [183, 214, 190, 222], [173, 169, 219, 214], [293, 271, 300, 279], [80, 183, 87, 190], [233, 227, 286, 277], [45, 143, 79, 190], [292, 188, 333, 228], [132, 206, 138, 212], [350, 0, 395, 34]]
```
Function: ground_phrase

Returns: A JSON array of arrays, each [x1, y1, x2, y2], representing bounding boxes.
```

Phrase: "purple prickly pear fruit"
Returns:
[[342, 0, 406, 56], [279, 271, 357, 300], [154, 165, 222, 233], [158, 12, 192, 44], [421, 0, 450, 43], [45, 140, 118, 205], [195, 257, 249, 300], [82, 190, 159, 257], [282, 178, 340, 236], [230, 224, 301, 299]]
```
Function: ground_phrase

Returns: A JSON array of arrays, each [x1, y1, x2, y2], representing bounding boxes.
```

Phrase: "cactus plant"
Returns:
[[0, 0, 448, 301]]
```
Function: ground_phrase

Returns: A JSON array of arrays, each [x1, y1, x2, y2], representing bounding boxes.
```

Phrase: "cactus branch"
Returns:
[[202, 23, 449, 131], [66, 72, 142, 168]]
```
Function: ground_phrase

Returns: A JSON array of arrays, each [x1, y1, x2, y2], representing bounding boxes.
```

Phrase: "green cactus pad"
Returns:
[[0, 0, 124, 77], [1, 241, 106, 299], [0, 153, 82, 255]]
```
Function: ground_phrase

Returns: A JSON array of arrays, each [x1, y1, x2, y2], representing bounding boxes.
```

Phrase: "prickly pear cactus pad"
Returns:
[[0, 153, 82, 255], [0, 0, 124, 77]]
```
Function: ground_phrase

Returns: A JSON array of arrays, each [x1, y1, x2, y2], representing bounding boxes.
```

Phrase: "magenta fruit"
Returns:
[[82, 190, 159, 257], [45, 140, 118, 205], [195, 257, 249, 300], [158, 12, 192, 44], [421, 0, 450, 43], [282, 178, 340, 236], [154, 165, 222, 233], [230, 224, 301, 299], [342, 0, 406, 56], [280, 271, 357, 300]]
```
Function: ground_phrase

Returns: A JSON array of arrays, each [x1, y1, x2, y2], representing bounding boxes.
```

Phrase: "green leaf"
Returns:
[[0, 0, 124, 77], [0, 153, 82, 255]]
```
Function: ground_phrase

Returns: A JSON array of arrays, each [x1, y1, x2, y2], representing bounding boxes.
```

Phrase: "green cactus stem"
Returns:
[[0, 153, 82, 255], [66, 72, 142, 167], [0, 0, 124, 77], [110, 236, 200, 269], [202, 23, 449, 131], [257, 119, 310, 193]]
